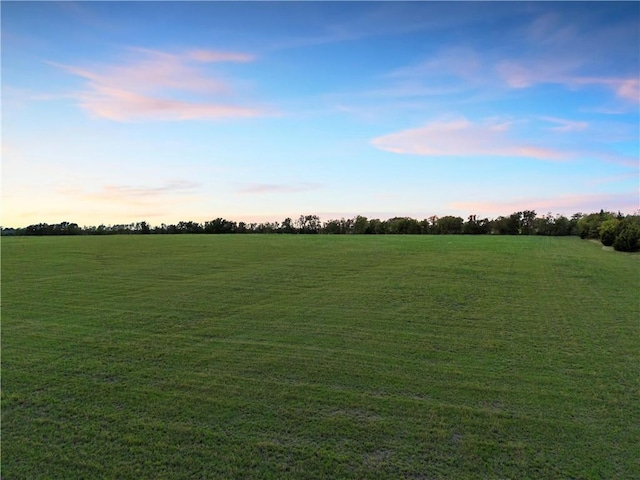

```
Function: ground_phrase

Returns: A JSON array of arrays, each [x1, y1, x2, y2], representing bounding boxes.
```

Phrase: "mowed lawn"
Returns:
[[2, 235, 639, 479]]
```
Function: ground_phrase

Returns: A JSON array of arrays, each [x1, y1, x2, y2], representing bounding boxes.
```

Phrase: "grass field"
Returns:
[[2, 235, 639, 479]]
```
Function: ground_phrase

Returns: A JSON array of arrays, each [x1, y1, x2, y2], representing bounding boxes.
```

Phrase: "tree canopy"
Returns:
[[3, 210, 639, 252]]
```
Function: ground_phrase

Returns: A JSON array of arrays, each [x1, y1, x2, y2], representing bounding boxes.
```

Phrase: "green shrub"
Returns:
[[613, 220, 640, 252], [577, 211, 615, 239], [599, 219, 620, 246]]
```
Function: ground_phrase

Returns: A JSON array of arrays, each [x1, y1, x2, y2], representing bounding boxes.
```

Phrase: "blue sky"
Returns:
[[2, 1, 639, 227]]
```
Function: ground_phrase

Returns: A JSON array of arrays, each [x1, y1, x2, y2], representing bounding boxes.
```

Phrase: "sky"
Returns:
[[2, 1, 639, 227]]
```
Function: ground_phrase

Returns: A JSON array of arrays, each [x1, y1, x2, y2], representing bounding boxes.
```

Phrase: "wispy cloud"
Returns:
[[52, 47, 266, 121], [572, 77, 640, 104], [371, 117, 571, 161], [497, 8, 640, 104], [451, 191, 639, 216], [587, 172, 639, 187], [74, 85, 262, 122], [186, 49, 254, 63], [238, 183, 322, 195], [386, 47, 481, 83], [497, 60, 640, 104], [61, 180, 201, 204], [591, 152, 639, 170], [361, 6, 638, 109], [539, 116, 589, 133]]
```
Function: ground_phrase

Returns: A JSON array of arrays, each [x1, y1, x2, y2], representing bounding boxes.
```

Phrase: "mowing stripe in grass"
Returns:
[[2, 235, 638, 479]]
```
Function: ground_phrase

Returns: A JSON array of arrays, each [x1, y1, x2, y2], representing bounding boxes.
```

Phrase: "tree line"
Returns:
[[2, 210, 639, 251]]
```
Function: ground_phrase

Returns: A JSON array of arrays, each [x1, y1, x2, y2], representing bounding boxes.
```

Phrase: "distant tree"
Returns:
[[323, 219, 343, 234], [204, 218, 235, 234], [256, 221, 279, 233], [24, 223, 47, 235], [598, 218, 620, 246], [552, 215, 573, 236], [342, 218, 355, 234], [23, 222, 81, 235], [419, 219, 431, 234], [507, 212, 523, 235], [384, 218, 400, 234], [534, 213, 554, 236], [135, 221, 151, 234], [504, 212, 523, 235], [177, 221, 204, 234], [386, 217, 421, 234], [463, 215, 490, 234], [520, 210, 537, 235], [436, 216, 464, 234], [491, 216, 509, 235], [369, 218, 386, 234], [534, 214, 573, 236], [63, 222, 82, 235], [324, 217, 354, 234], [280, 217, 296, 234], [613, 217, 640, 252], [570, 213, 584, 234], [153, 223, 168, 234], [296, 215, 321, 234], [353, 215, 370, 234], [577, 210, 615, 239]]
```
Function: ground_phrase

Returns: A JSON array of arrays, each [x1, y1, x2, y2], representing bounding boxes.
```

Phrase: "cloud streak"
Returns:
[[539, 116, 589, 133], [76, 85, 262, 122], [371, 117, 571, 161], [451, 191, 639, 216], [52, 47, 266, 121], [60, 180, 201, 204], [498, 60, 640, 104], [238, 183, 322, 195]]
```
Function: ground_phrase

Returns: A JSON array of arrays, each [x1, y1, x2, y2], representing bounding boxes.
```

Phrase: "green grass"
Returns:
[[2, 235, 639, 479]]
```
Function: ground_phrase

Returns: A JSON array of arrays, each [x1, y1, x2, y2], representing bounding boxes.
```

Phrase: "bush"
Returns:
[[577, 211, 615, 239], [613, 220, 640, 252], [599, 219, 620, 246]]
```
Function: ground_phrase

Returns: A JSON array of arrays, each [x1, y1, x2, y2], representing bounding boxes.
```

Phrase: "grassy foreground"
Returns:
[[2, 235, 639, 479]]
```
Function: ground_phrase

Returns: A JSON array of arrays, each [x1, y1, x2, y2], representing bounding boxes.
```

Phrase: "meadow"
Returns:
[[2, 235, 638, 479]]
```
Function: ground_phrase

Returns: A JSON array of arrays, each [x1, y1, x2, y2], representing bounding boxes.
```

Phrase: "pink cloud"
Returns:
[[52, 47, 266, 121], [451, 192, 639, 216], [60, 180, 201, 202], [79, 85, 262, 121], [594, 152, 639, 169], [616, 78, 640, 103], [496, 62, 536, 89], [371, 117, 570, 161], [54, 181, 205, 219], [576, 77, 640, 104], [496, 60, 640, 104], [187, 50, 254, 63]]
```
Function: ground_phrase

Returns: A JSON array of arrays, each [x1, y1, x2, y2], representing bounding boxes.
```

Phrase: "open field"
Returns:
[[2, 235, 639, 479]]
